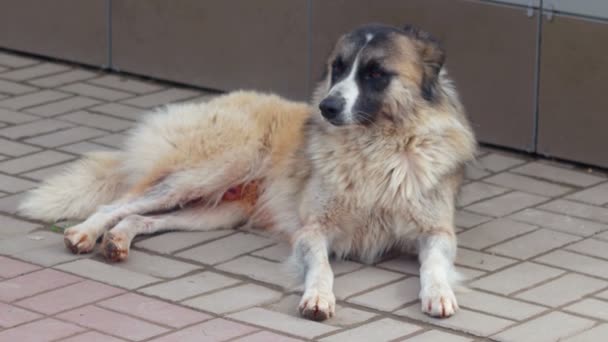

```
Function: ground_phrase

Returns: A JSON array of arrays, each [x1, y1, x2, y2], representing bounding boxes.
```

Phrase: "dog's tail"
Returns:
[[18, 151, 128, 222]]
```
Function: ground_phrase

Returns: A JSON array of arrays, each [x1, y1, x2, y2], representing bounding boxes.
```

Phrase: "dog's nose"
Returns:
[[319, 97, 345, 120]]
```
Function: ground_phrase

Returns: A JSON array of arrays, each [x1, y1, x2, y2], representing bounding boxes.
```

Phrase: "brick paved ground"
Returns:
[[1, 50, 608, 341]]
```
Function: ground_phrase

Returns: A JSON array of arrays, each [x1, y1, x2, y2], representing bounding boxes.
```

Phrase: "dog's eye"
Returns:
[[331, 59, 345, 80], [365, 69, 385, 80]]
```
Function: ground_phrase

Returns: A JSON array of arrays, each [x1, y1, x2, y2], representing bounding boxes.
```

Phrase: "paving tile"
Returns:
[[454, 210, 492, 228], [566, 182, 608, 206], [55, 259, 160, 289], [347, 277, 419, 311], [58, 305, 169, 341], [58, 110, 133, 131], [508, 209, 606, 237], [401, 330, 473, 342], [25, 126, 106, 147], [60, 331, 127, 342], [217, 255, 293, 288], [228, 307, 338, 339], [377, 255, 421, 275], [0, 318, 84, 342], [484, 172, 572, 196], [176, 232, 274, 265], [28, 69, 98, 87], [487, 228, 581, 259], [0, 118, 73, 139], [183, 283, 281, 314], [21, 162, 72, 181], [595, 288, 608, 300], [565, 298, 608, 321], [457, 182, 508, 206], [0, 79, 37, 95], [0, 302, 42, 328], [252, 243, 291, 262], [0, 90, 71, 109], [470, 262, 565, 295], [536, 250, 608, 279], [25, 96, 100, 116], [539, 199, 608, 224], [0, 214, 42, 238], [331, 259, 365, 276], [92, 132, 128, 148], [60, 83, 134, 101], [15, 280, 124, 314], [516, 273, 607, 307], [0, 150, 74, 174], [89, 102, 146, 121], [492, 311, 595, 342], [333, 267, 403, 299], [0, 107, 39, 124], [13, 241, 91, 266], [0, 268, 82, 302], [464, 162, 490, 180], [123, 88, 200, 108], [115, 250, 201, 278], [0, 53, 38, 68], [148, 318, 258, 342], [59, 141, 116, 155], [512, 162, 604, 187], [134, 230, 233, 254], [233, 331, 303, 342], [567, 238, 608, 260], [0, 63, 69, 81], [455, 248, 517, 271], [458, 290, 546, 321], [0, 173, 38, 194], [321, 318, 420, 342], [99, 292, 210, 328], [457, 218, 537, 250], [563, 324, 608, 342], [466, 191, 548, 217], [0, 231, 61, 254], [0, 137, 40, 156], [479, 153, 526, 172], [138, 271, 240, 301], [395, 305, 515, 337], [89, 75, 163, 94]]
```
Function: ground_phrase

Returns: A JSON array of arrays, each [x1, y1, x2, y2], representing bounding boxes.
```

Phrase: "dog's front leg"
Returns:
[[291, 224, 336, 321], [418, 231, 459, 318]]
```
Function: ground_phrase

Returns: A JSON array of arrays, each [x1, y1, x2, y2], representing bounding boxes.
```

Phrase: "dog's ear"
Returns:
[[402, 25, 445, 102]]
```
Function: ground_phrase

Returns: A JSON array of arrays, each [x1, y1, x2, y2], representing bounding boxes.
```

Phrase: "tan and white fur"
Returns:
[[19, 24, 476, 320]]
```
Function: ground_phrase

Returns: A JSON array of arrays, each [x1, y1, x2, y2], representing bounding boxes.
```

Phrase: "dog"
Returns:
[[19, 23, 476, 320]]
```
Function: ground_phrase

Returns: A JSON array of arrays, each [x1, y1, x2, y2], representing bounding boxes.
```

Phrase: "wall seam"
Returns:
[[107, 0, 113, 69], [532, 0, 543, 152]]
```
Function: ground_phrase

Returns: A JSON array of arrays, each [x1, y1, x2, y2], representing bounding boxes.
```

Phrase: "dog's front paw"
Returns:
[[298, 289, 336, 321], [101, 231, 130, 262], [64, 226, 96, 254], [420, 282, 458, 318]]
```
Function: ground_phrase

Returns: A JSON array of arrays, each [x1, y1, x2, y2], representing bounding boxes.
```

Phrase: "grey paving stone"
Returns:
[[464, 162, 490, 180], [0, 150, 74, 174], [492, 312, 595, 342], [347, 277, 419, 311], [0, 119, 73, 139], [457, 290, 546, 321], [470, 262, 565, 295], [0, 193, 26, 214], [484, 172, 572, 197], [0, 215, 41, 239], [13, 241, 90, 267], [454, 210, 492, 228], [217, 255, 293, 288], [89, 102, 146, 121], [25, 126, 106, 147], [22, 163, 71, 181], [567, 238, 608, 260], [252, 243, 291, 262], [455, 248, 517, 271], [55, 259, 160, 289], [114, 250, 201, 279], [466, 191, 548, 217], [183, 283, 281, 314], [0, 90, 71, 109], [566, 182, 608, 206], [395, 305, 515, 337], [0, 137, 40, 156], [88, 75, 163, 94], [58, 141, 115, 155], [320, 318, 420, 342], [563, 324, 608, 342], [228, 307, 338, 339], [0, 231, 61, 253], [478, 153, 526, 172], [28, 70, 98, 87], [402, 330, 473, 342], [539, 199, 608, 224], [457, 182, 509, 207], [0, 53, 38, 68], [516, 273, 607, 307], [0, 173, 38, 193], [0, 108, 39, 124], [134, 230, 233, 254], [58, 111, 133, 131], [596, 288, 608, 300], [138, 271, 240, 301], [0, 63, 69, 81], [487, 228, 581, 260], [232, 331, 303, 342], [0, 79, 37, 95], [122, 88, 200, 108], [92, 133, 129, 148], [458, 218, 537, 250], [176, 232, 274, 265], [331, 259, 365, 276], [25, 96, 100, 117], [508, 209, 606, 237], [536, 250, 608, 280], [565, 298, 608, 321], [59, 83, 134, 101], [333, 267, 403, 300], [512, 162, 604, 187]]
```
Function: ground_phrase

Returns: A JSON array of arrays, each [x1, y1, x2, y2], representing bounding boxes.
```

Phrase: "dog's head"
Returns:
[[314, 24, 445, 126]]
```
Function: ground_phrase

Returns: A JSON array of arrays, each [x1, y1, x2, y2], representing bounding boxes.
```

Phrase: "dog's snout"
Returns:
[[319, 97, 345, 121]]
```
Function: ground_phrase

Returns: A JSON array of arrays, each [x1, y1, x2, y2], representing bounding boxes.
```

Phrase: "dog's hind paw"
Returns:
[[420, 283, 459, 318], [298, 289, 336, 321], [101, 231, 130, 262], [64, 227, 96, 254]]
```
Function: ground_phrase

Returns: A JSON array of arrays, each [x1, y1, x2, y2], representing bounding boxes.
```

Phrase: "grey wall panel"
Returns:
[[537, 15, 608, 168], [547, 0, 608, 20], [482, 0, 540, 7], [0, 0, 108, 67], [310, 0, 538, 150], [112, 0, 309, 100]]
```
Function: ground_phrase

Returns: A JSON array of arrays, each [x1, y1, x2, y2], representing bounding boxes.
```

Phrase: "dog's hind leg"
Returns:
[[100, 202, 247, 262]]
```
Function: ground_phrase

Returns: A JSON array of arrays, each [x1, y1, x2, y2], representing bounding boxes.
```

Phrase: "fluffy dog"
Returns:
[[20, 24, 476, 320]]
